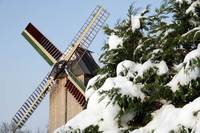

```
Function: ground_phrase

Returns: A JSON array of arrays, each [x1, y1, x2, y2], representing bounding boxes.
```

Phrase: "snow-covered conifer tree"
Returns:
[[55, 1, 200, 132]]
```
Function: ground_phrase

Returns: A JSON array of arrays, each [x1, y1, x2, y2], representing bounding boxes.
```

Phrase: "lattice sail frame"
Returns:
[[12, 74, 54, 128], [61, 5, 109, 63], [11, 5, 109, 130]]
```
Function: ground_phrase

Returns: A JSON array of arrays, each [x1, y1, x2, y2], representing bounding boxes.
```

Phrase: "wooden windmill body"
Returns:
[[11, 6, 109, 133], [48, 49, 99, 132]]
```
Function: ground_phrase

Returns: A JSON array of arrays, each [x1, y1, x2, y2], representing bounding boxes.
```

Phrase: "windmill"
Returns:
[[11, 5, 109, 132]]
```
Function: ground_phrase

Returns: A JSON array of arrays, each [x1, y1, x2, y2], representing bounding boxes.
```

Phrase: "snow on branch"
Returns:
[[167, 44, 200, 92]]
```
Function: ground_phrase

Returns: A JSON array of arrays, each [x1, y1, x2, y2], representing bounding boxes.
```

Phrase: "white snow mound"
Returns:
[[131, 15, 141, 32], [54, 76, 145, 132], [117, 60, 168, 80], [131, 97, 200, 133], [108, 34, 123, 50]]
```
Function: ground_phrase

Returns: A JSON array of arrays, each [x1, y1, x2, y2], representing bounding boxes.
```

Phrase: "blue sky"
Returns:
[[0, 0, 162, 132]]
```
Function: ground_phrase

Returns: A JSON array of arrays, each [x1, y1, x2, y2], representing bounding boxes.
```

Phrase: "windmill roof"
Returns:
[[70, 49, 99, 76]]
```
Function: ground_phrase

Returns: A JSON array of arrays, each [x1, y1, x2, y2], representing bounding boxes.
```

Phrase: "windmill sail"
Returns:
[[61, 5, 109, 63], [12, 5, 109, 130], [22, 23, 62, 66], [12, 74, 54, 128]]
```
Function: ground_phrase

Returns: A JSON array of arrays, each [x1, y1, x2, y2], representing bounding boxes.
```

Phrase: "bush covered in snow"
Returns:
[[55, 0, 200, 133]]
